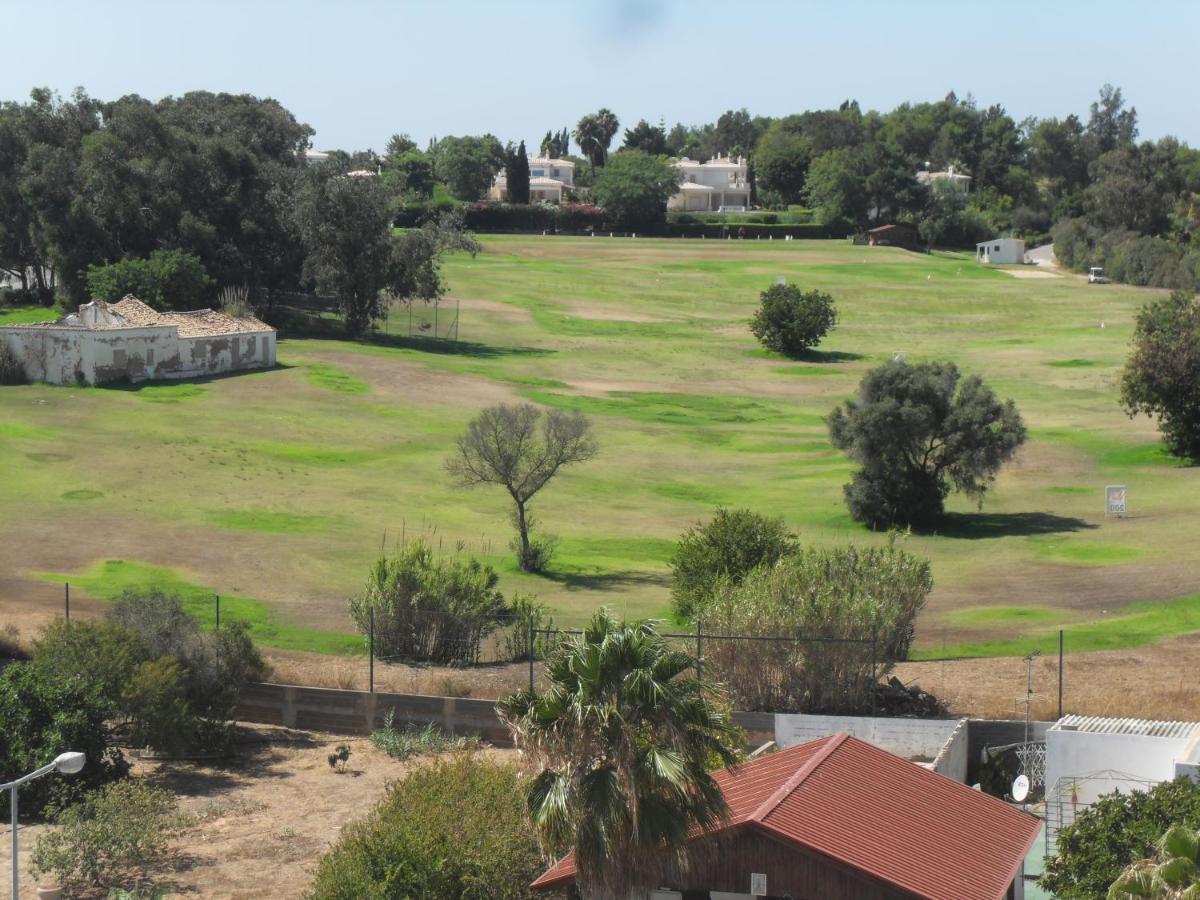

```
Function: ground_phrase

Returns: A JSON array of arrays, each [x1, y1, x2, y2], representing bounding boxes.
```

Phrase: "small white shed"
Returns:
[[976, 237, 1026, 264]]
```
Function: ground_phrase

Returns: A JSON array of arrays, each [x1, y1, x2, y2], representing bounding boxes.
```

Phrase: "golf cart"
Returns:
[[1088, 267, 1109, 284]]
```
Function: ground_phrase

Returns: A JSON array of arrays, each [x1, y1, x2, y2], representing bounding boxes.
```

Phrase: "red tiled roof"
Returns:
[[531, 733, 1041, 900]]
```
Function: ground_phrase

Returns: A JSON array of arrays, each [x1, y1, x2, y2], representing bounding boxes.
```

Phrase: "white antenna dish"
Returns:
[[1012, 774, 1030, 803]]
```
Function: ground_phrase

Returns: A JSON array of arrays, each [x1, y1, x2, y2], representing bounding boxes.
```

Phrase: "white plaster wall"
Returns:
[[775, 713, 966, 774], [86, 326, 180, 383], [979, 240, 1025, 264], [932, 718, 969, 783], [2, 327, 86, 384], [1047, 730, 1195, 804]]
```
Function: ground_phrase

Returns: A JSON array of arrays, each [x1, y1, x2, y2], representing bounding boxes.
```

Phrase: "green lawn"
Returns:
[[2, 237, 1196, 659]]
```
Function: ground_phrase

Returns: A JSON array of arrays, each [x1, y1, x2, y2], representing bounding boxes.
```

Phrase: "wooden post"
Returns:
[[369, 607, 375, 694], [215, 594, 220, 631], [64, 582, 70, 622], [528, 613, 535, 694], [1058, 630, 1064, 719]]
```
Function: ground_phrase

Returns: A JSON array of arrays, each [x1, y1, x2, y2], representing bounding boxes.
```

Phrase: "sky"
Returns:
[[4, 0, 1198, 152]]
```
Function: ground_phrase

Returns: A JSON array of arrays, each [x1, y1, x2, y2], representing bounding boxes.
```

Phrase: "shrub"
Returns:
[[749, 283, 837, 357], [30, 781, 183, 893], [0, 340, 27, 385], [695, 534, 933, 713], [1042, 778, 1200, 899], [86, 249, 214, 312], [502, 593, 556, 662], [307, 753, 542, 899], [1120, 291, 1200, 460], [0, 661, 129, 816], [348, 540, 509, 665], [370, 711, 477, 760], [121, 657, 195, 754], [670, 508, 798, 621], [107, 590, 264, 748], [0, 623, 27, 660], [31, 620, 150, 712], [327, 744, 352, 773], [828, 360, 1026, 528]]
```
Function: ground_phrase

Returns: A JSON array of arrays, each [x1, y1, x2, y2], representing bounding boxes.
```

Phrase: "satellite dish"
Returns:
[[1012, 774, 1030, 802]]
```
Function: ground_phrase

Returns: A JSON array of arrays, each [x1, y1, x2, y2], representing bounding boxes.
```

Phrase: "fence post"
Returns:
[[870, 625, 878, 719], [695, 619, 703, 677], [1058, 629, 1064, 719], [64, 582, 70, 623], [528, 613, 535, 694], [215, 594, 220, 631], [369, 607, 375, 694]]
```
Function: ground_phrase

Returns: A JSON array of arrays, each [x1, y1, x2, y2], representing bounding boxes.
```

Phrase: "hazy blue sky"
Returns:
[[4, 0, 1198, 151]]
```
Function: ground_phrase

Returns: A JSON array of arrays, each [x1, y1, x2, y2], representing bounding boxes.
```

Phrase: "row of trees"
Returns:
[[0, 89, 478, 337]]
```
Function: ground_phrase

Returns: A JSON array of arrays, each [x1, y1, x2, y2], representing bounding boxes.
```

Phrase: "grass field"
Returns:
[[2, 236, 1197, 665]]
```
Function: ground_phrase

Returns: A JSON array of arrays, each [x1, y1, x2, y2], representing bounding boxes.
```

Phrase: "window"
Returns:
[[551, 168, 559, 177], [112, 348, 127, 370], [688, 175, 696, 183], [995, 244, 1001, 252], [530, 168, 545, 177]]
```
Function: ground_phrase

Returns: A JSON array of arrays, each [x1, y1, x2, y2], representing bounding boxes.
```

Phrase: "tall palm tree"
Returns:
[[499, 609, 740, 900], [574, 109, 621, 171]]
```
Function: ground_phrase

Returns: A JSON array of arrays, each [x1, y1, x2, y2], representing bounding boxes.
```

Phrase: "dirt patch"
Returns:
[[1003, 268, 1061, 279], [0, 723, 518, 898], [560, 303, 673, 323], [453, 296, 534, 322], [897, 633, 1200, 720], [296, 349, 517, 409]]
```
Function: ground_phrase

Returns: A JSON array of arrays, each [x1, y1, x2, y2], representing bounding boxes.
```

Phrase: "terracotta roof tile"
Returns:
[[532, 734, 1041, 899]]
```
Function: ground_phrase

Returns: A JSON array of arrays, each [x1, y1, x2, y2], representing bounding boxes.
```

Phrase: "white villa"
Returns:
[[916, 165, 971, 193], [490, 157, 575, 204], [668, 154, 750, 212]]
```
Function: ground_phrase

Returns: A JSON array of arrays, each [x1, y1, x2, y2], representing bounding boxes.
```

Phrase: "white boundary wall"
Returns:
[[774, 714, 969, 783]]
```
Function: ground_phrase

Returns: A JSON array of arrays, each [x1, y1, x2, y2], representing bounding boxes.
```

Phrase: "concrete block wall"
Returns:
[[775, 713, 965, 762]]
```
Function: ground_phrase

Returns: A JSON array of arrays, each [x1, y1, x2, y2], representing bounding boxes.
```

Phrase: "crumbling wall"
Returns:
[[177, 331, 275, 378], [87, 327, 180, 383], [2, 327, 89, 384]]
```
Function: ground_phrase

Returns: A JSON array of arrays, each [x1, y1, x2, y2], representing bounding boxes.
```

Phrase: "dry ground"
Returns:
[[0, 724, 518, 899]]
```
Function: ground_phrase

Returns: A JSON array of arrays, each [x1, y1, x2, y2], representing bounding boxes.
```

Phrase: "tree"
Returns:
[[1109, 824, 1200, 898], [381, 145, 435, 199], [1121, 291, 1200, 460], [1086, 83, 1138, 160], [498, 609, 741, 900], [828, 360, 1026, 528], [753, 123, 812, 206], [540, 127, 570, 158], [713, 108, 759, 157], [804, 147, 868, 231], [590, 150, 681, 231], [574, 108, 620, 170], [749, 283, 837, 356], [1042, 778, 1200, 899], [669, 508, 797, 621], [85, 248, 214, 311], [430, 134, 506, 201], [621, 119, 668, 156], [505, 139, 531, 204], [292, 169, 478, 335], [446, 403, 597, 572]]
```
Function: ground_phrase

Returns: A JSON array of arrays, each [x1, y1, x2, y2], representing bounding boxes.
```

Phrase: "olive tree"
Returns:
[[828, 360, 1026, 528], [446, 403, 597, 572], [749, 283, 837, 357]]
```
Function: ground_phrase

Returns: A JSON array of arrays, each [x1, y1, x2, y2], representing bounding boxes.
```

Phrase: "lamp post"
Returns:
[[3, 752, 85, 899]]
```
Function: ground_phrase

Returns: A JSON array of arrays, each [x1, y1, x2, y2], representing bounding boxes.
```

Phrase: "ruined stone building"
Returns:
[[1, 297, 277, 385]]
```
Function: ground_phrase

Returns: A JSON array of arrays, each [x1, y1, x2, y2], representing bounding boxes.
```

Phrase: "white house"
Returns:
[[668, 155, 751, 212], [490, 157, 575, 204], [917, 165, 972, 193], [976, 237, 1026, 264], [1, 297, 276, 386]]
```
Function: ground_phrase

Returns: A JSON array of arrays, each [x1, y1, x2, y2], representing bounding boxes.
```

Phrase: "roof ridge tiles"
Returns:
[[748, 731, 848, 823]]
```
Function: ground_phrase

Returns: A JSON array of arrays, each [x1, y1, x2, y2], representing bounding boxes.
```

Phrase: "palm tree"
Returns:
[[498, 609, 740, 900], [1109, 824, 1200, 898], [574, 108, 621, 171]]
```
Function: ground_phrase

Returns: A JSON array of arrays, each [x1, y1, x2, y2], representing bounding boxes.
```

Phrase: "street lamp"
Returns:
[[3, 752, 85, 899]]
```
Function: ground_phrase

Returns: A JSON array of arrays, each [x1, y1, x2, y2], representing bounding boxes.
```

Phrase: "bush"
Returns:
[[0, 661, 129, 816], [370, 711, 477, 760], [502, 593, 556, 662], [107, 590, 264, 748], [85, 249, 214, 312], [0, 340, 27, 385], [31, 620, 150, 712], [749, 283, 838, 357], [1042, 778, 1200, 899], [1, 623, 28, 660], [307, 753, 542, 899], [30, 781, 183, 893], [122, 657, 195, 754], [348, 540, 510, 665], [829, 360, 1026, 528], [670, 508, 798, 621], [695, 534, 932, 713]]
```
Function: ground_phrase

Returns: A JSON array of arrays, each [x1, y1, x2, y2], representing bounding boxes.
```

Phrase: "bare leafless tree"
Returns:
[[446, 404, 597, 572]]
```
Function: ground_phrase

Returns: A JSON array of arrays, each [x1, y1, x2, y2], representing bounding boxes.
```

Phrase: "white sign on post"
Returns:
[[751, 872, 767, 896], [1106, 485, 1127, 516]]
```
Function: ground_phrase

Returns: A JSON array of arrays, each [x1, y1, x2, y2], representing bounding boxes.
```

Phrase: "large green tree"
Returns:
[[621, 119, 668, 156], [1121, 290, 1200, 460], [498, 609, 741, 900], [753, 123, 812, 206], [291, 170, 478, 335], [591, 150, 681, 231], [430, 134, 505, 201], [828, 360, 1026, 528]]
